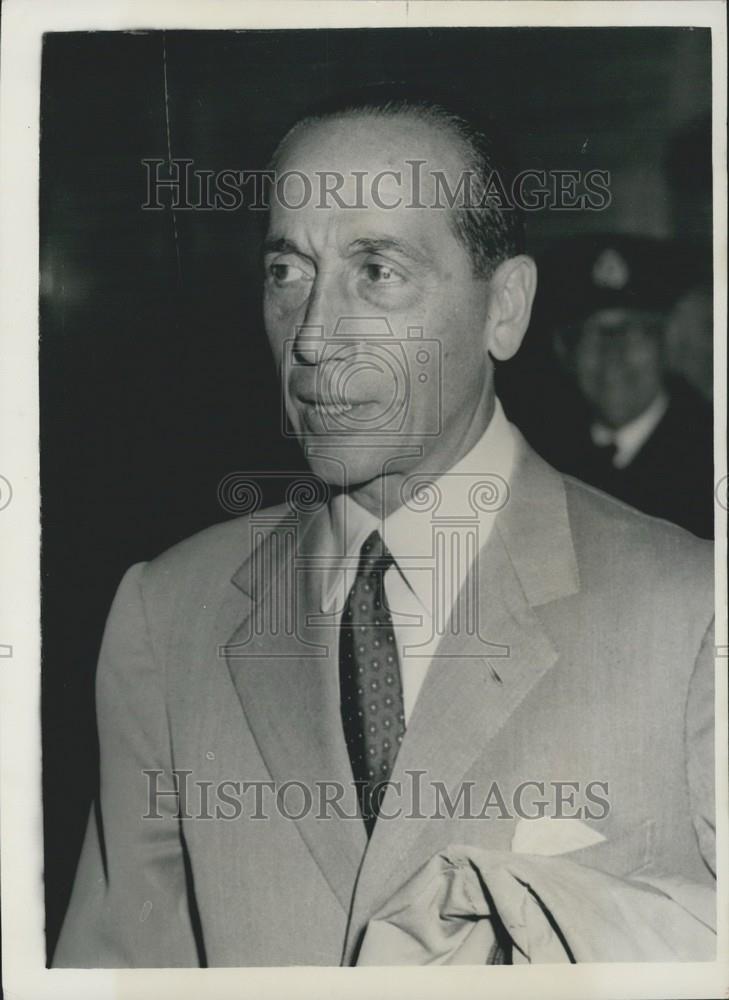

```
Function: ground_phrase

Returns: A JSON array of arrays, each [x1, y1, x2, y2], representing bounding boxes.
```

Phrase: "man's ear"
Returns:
[[484, 255, 538, 361]]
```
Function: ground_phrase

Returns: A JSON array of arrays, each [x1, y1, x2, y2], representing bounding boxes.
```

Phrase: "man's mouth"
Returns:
[[297, 395, 369, 413], [294, 395, 388, 433]]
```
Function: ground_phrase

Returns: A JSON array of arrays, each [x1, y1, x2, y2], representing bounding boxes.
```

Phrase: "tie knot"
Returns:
[[358, 529, 394, 576]]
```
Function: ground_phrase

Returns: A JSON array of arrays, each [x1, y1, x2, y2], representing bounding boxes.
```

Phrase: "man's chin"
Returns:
[[298, 435, 414, 492], [595, 403, 645, 430]]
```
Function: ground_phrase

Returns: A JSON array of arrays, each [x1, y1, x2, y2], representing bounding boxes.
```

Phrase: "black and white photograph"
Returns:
[[0, 2, 727, 998]]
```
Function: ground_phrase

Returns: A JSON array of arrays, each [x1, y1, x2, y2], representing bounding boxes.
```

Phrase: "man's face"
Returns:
[[572, 308, 666, 429], [262, 113, 494, 491]]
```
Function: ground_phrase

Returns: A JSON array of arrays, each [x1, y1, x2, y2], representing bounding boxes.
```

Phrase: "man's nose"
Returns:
[[596, 334, 631, 365], [292, 273, 343, 366]]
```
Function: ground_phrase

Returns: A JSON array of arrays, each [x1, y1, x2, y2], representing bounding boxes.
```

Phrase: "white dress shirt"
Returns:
[[313, 398, 517, 722], [590, 391, 669, 469]]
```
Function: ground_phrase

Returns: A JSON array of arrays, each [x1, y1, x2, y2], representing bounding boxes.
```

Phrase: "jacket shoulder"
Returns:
[[137, 503, 290, 598], [562, 473, 713, 598]]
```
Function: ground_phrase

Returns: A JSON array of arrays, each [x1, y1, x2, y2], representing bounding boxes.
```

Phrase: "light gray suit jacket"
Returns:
[[53, 433, 715, 966]]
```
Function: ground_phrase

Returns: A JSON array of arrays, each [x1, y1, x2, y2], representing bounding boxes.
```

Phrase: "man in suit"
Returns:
[[53, 89, 715, 967], [539, 235, 714, 539]]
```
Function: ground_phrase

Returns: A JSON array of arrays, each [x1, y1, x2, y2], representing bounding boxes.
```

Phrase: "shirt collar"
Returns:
[[591, 390, 669, 469], [320, 397, 516, 614]]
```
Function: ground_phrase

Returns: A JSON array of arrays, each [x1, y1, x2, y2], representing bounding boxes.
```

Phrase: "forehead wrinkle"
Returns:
[[265, 203, 341, 262], [274, 114, 470, 207]]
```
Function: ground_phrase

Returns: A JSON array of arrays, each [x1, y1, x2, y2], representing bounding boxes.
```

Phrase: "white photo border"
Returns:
[[0, 2, 726, 998]]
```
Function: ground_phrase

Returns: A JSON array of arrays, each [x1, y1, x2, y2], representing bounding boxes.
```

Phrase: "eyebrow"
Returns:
[[347, 236, 432, 267], [261, 234, 433, 267], [262, 237, 304, 256]]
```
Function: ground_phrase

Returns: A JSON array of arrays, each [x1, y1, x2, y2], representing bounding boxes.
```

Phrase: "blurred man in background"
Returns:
[[666, 278, 713, 404], [542, 235, 713, 539]]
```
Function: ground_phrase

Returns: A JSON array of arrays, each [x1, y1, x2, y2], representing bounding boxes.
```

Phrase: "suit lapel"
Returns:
[[223, 510, 367, 917], [343, 437, 581, 960]]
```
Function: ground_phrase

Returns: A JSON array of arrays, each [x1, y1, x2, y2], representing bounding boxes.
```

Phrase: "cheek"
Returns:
[[631, 344, 662, 375], [439, 301, 487, 373], [263, 290, 287, 327], [263, 298, 294, 361], [575, 350, 601, 380], [263, 283, 309, 324], [263, 329, 288, 377], [439, 272, 487, 341]]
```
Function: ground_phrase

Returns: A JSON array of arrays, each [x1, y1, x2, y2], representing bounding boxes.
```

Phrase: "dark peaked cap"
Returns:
[[535, 234, 700, 331]]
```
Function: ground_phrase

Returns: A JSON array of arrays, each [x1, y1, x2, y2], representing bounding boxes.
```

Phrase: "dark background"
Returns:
[[40, 27, 712, 959]]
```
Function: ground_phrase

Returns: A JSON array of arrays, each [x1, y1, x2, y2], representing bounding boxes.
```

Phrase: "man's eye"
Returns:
[[269, 263, 308, 284], [363, 262, 402, 284]]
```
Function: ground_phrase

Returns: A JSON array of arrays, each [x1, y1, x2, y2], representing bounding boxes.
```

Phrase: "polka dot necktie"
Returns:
[[339, 529, 406, 835]]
